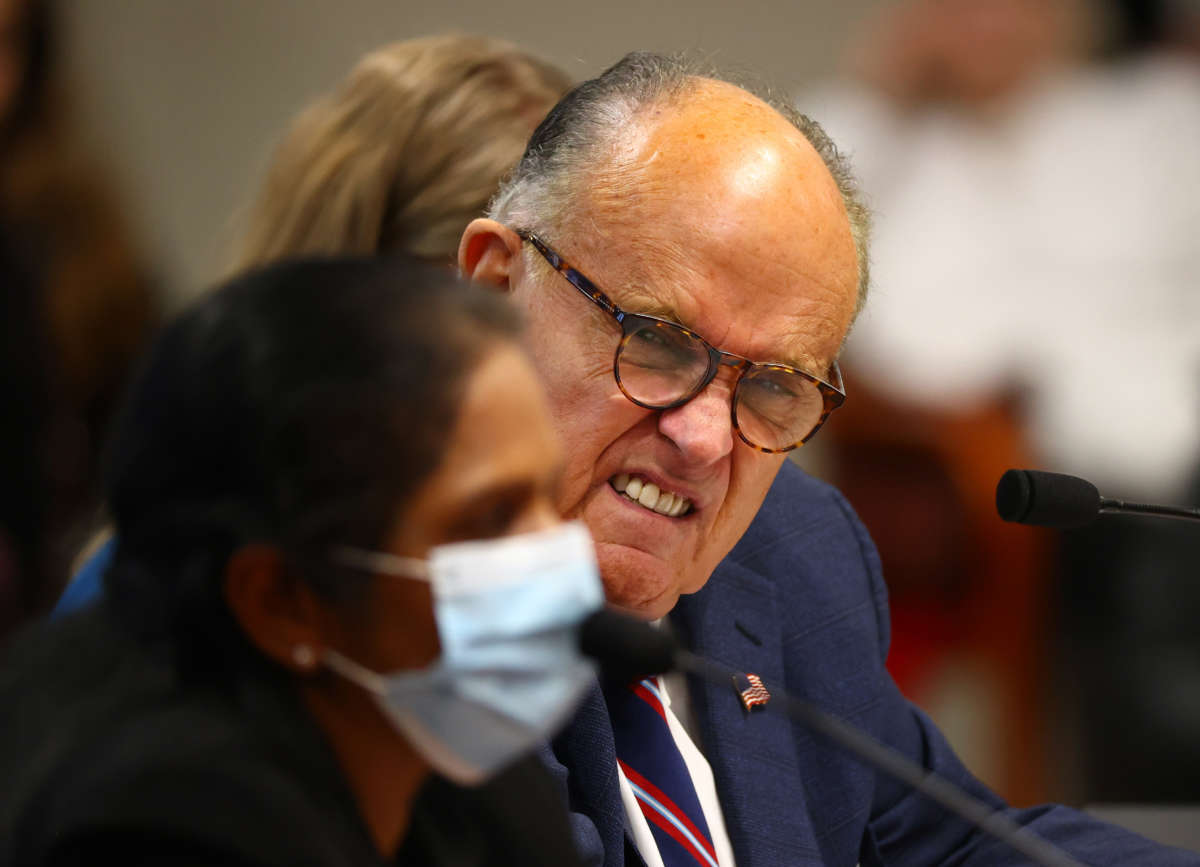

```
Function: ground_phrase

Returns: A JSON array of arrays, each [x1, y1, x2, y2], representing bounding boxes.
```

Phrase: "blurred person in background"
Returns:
[[803, 0, 1200, 802], [53, 33, 571, 615], [1, 257, 594, 866], [0, 0, 158, 636], [231, 33, 573, 270]]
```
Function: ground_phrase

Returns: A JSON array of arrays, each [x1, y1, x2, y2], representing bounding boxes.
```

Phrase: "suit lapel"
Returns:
[[672, 557, 824, 867]]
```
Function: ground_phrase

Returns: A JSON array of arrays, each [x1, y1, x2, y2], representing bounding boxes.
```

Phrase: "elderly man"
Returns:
[[459, 53, 1196, 867]]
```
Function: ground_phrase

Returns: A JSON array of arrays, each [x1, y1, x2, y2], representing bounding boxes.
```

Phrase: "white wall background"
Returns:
[[57, 0, 879, 301]]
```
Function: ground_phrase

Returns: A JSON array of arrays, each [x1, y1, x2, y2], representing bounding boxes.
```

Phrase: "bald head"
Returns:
[[489, 52, 870, 315], [582, 80, 858, 333]]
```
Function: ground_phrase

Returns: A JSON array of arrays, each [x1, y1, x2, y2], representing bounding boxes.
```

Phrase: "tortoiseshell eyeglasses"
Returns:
[[516, 230, 846, 454]]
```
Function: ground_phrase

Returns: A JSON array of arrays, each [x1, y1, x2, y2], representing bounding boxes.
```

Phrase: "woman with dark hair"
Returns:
[[0, 257, 596, 865]]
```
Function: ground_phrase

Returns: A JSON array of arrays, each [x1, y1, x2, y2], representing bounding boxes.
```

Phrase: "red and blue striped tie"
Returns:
[[605, 677, 720, 867]]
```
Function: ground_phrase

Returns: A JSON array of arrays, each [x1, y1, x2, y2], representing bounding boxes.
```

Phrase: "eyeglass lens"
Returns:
[[617, 320, 711, 405], [735, 366, 826, 450], [616, 316, 825, 451]]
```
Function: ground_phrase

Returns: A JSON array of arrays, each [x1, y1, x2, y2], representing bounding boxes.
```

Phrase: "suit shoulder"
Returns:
[[727, 461, 889, 649], [732, 461, 878, 572]]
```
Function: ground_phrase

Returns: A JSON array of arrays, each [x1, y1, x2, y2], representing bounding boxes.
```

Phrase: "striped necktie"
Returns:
[[605, 677, 720, 867]]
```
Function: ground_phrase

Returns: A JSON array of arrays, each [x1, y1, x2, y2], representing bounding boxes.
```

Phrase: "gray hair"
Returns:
[[488, 51, 871, 313]]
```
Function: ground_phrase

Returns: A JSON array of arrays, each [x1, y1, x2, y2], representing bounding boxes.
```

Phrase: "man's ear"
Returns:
[[458, 219, 522, 291], [224, 544, 326, 674]]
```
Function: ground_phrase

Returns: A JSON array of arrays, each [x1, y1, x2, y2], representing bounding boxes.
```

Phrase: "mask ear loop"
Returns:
[[323, 549, 438, 693], [331, 547, 431, 581], [323, 648, 393, 696]]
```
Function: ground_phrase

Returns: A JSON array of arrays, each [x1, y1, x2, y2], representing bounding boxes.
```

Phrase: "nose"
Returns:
[[656, 374, 736, 467]]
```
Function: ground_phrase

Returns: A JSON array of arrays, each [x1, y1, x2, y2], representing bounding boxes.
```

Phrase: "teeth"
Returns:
[[610, 473, 692, 518]]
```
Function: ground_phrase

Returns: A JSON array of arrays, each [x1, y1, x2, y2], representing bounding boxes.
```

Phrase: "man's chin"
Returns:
[[606, 592, 680, 622], [594, 542, 683, 620], [590, 542, 676, 619]]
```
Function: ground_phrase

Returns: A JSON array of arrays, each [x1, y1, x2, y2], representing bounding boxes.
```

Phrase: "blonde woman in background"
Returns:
[[54, 34, 572, 616], [233, 33, 572, 269]]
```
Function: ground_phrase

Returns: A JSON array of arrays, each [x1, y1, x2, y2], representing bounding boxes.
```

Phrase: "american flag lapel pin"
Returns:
[[732, 672, 770, 712]]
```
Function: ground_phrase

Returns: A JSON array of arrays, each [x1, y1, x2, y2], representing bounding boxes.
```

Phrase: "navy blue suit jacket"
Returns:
[[542, 462, 1199, 866]]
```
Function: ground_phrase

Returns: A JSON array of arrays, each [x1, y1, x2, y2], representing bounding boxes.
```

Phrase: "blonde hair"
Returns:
[[232, 35, 571, 270]]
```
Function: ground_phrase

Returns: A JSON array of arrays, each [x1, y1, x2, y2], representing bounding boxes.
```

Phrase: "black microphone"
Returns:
[[996, 469, 1200, 528], [578, 609, 1085, 867], [578, 608, 678, 681]]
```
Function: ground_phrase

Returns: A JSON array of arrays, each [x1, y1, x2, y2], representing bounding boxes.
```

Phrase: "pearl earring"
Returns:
[[291, 644, 317, 669]]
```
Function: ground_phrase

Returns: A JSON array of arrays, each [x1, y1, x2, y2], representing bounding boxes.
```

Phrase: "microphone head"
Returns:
[[996, 469, 1101, 528], [578, 609, 678, 681]]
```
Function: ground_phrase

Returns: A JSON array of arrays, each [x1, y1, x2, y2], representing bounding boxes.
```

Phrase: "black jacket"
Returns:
[[0, 605, 584, 866]]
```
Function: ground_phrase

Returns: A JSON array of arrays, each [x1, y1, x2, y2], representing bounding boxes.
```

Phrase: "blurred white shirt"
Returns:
[[802, 56, 1200, 499]]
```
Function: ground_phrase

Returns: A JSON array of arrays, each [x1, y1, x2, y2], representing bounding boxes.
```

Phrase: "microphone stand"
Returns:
[[1099, 498, 1200, 524], [673, 649, 1087, 867]]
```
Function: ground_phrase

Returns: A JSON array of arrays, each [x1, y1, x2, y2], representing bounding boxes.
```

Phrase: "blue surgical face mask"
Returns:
[[323, 521, 603, 785]]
